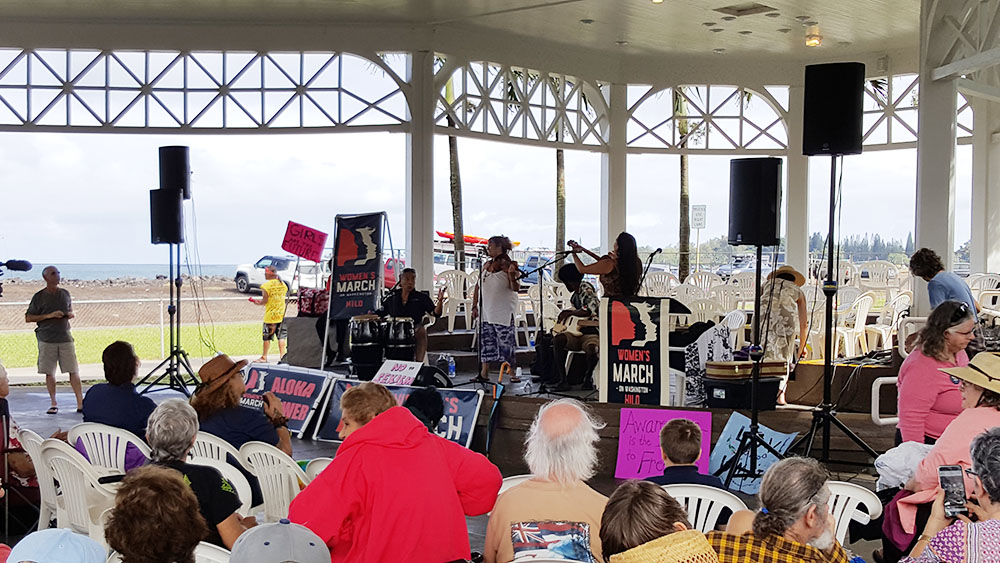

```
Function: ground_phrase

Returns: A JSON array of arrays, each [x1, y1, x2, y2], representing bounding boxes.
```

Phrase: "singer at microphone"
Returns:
[[568, 231, 643, 298]]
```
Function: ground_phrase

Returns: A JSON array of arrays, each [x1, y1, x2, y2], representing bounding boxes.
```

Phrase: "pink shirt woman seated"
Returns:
[[896, 301, 975, 444]]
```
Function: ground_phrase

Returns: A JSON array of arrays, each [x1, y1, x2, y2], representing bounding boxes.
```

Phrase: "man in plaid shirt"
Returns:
[[707, 457, 851, 563]]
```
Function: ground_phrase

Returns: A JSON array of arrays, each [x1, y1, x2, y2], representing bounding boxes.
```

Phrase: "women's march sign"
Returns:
[[241, 364, 332, 438], [329, 213, 384, 319]]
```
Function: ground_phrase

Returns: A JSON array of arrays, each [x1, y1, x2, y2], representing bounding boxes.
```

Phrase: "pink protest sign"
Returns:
[[281, 221, 328, 263], [615, 408, 712, 480]]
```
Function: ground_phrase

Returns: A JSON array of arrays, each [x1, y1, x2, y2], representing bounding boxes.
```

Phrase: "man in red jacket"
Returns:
[[289, 382, 502, 562]]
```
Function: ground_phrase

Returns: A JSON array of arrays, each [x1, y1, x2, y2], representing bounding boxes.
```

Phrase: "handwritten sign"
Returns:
[[615, 408, 712, 479], [708, 411, 798, 494], [281, 221, 328, 263], [372, 360, 422, 386], [240, 364, 332, 438]]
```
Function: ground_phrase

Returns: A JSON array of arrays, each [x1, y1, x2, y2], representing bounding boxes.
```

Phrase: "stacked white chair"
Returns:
[[686, 299, 726, 324], [40, 439, 116, 547], [721, 310, 747, 349], [17, 428, 63, 529], [438, 270, 473, 332], [671, 285, 705, 305], [68, 422, 151, 474], [711, 286, 748, 312], [239, 441, 310, 522], [827, 481, 883, 545], [660, 484, 748, 533], [835, 295, 874, 357], [643, 271, 679, 297], [728, 271, 756, 291], [970, 273, 1000, 304], [865, 292, 912, 351], [685, 271, 723, 291]]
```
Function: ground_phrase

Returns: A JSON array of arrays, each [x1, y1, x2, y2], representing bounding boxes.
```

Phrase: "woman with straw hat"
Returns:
[[760, 265, 808, 405]]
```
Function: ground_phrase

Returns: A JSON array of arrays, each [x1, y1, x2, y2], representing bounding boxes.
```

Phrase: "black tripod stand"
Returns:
[[723, 244, 786, 488], [138, 243, 199, 395], [790, 155, 878, 462]]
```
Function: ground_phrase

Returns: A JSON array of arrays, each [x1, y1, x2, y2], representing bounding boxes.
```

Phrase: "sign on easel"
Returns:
[[329, 213, 384, 320], [240, 364, 332, 438], [372, 360, 422, 386], [598, 297, 672, 406], [281, 221, 328, 263]]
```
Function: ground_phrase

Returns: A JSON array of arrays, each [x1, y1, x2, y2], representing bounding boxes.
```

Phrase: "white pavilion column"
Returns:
[[784, 85, 810, 274], [970, 98, 1000, 273], [601, 83, 627, 254], [405, 51, 435, 291], [914, 73, 958, 314]]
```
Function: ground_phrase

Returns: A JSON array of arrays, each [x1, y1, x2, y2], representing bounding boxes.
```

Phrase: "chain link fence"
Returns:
[[0, 297, 300, 368]]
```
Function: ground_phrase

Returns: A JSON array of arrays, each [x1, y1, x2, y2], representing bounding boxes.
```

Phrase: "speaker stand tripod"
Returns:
[[138, 243, 199, 395]]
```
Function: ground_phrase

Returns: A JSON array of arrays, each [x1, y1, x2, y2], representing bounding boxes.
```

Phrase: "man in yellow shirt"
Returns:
[[251, 266, 288, 362]]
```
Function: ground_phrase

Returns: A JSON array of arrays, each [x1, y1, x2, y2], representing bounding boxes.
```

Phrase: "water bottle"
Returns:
[[515, 366, 523, 381], [448, 355, 456, 379], [521, 377, 533, 394]]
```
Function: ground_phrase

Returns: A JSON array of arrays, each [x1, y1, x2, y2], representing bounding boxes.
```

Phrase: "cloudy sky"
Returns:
[[0, 130, 972, 266]]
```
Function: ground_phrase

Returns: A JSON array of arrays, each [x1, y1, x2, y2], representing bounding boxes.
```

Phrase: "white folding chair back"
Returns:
[[40, 438, 116, 546], [305, 457, 333, 481], [827, 481, 882, 545], [194, 541, 232, 562], [643, 271, 679, 297], [107, 552, 123, 563], [499, 474, 533, 496], [439, 269, 473, 332], [685, 271, 723, 291], [711, 286, 749, 311], [865, 292, 912, 351], [897, 316, 926, 359], [970, 273, 1000, 302], [835, 295, 873, 357], [239, 441, 309, 522], [671, 284, 705, 305], [687, 299, 726, 324], [728, 272, 756, 290], [190, 456, 254, 517], [18, 428, 63, 529], [835, 286, 863, 314], [68, 422, 150, 474], [661, 484, 748, 533], [722, 310, 748, 349], [191, 431, 243, 464]]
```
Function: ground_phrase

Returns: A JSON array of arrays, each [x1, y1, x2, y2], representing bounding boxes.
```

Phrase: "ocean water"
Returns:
[[1, 263, 237, 281]]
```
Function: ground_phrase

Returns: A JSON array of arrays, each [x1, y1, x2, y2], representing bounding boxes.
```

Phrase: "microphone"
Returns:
[[650, 248, 663, 258], [2, 260, 32, 271]]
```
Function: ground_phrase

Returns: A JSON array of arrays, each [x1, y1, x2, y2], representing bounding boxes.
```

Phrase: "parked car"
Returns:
[[715, 256, 772, 281], [519, 255, 554, 286], [384, 257, 405, 288], [234, 255, 326, 293]]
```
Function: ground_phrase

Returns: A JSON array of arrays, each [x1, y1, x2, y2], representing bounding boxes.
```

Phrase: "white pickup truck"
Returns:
[[234, 255, 327, 293]]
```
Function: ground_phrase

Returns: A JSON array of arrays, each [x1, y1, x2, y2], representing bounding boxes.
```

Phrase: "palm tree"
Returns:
[[675, 90, 692, 282], [443, 77, 467, 271]]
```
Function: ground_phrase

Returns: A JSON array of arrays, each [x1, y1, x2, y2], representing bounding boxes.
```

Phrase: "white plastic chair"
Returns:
[[671, 284, 705, 305], [835, 295, 874, 357], [68, 422, 151, 474], [827, 481, 883, 545], [527, 284, 560, 329], [191, 431, 243, 464], [897, 316, 927, 359], [305, 457, 333, 481], [194, 541, 232, 563], [439, 270, 473, 332], [40, 438, 117, 546], [835, 286, 863, 315], [721, 310, 747, 349], [865, 292, 911, 351], [498, 474, 533, 496], [970, 273, 1000, 302], [17, 428, 63, 529], [686, 299, 726, 324], [728, 271, 756, 290], [190, 456, 254, 517], [660, 483, 748, 533], [684, 271, 724, 291], [239, 441, 310, 522], [711, 286, 749, 312], [643, 271, 679, 297]]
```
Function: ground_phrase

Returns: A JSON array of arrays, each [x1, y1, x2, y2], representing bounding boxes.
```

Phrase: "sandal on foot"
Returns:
[[46, 406, 58, 415]]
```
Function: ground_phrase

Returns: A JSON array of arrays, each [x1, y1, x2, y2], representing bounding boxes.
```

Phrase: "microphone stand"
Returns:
[[514, 250, 573, 393], [639, 249, 662, 295]]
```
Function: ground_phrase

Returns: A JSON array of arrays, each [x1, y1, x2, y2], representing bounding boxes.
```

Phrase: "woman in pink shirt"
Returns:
[[896, 301, 975, 444]]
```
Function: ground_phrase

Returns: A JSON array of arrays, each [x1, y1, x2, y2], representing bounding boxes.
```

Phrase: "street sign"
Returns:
[[691, 205, 707, 229]]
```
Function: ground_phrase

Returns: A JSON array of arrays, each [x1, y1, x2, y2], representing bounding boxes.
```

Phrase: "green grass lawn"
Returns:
[[0, 323, 262, 368]]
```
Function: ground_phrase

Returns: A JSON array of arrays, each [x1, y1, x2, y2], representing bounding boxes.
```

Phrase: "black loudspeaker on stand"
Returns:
[[792, 62, 879, 463], [139, 146, 199, 396]]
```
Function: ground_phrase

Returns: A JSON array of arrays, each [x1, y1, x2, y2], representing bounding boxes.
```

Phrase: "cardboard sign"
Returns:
[[372, 360, 422, 386], [615, 408, 712, 479], [599, 297, 672, 406], [281, 221, 328, 263], [708, 411, 798, 494], [240, 364, 332, 438], [330, 213, 384, 319], [314, 379, 484, 448]]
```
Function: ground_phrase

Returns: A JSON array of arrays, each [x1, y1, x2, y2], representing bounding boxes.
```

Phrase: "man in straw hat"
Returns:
[[761, 265, 808, 405]]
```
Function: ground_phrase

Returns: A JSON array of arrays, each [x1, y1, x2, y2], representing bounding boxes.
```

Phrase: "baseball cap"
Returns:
[[230, 518, 330, 563], [8, 528, 106, 563]]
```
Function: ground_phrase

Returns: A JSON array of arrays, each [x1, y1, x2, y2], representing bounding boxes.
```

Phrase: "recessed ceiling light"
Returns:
[[710, 28, 724, 32], [714, 48, 727, 54], [795, 15, 811, 22], [765, 12, 781, 18], [652, 0, 663, 4], [804, 20, 819, 26], [702, 22, 717, 26], [805, 23, 821, 46], [777, 28, 792, 33], [616, 40, 629, 46], [738, 30, 753, 35], [721, 16, 737, 21], [579, 18, 594, 24]]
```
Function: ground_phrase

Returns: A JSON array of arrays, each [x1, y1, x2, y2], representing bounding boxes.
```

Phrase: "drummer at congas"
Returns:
[[379, 268, 446, 362]]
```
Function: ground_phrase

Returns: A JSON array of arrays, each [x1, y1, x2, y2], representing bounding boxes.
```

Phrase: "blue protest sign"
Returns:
[[241, 364, 332, 438], [709, 411, 798, 494]]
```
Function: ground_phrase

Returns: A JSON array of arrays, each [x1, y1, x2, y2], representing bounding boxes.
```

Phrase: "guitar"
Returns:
[[552, 317, 600, 336]]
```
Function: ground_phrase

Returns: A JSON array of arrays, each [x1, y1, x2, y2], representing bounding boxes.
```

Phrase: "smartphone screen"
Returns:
[[938, 465, 968, 517]]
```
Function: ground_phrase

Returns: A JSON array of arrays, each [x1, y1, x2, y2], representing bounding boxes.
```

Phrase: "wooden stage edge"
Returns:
[[471, 395, 893, 477]]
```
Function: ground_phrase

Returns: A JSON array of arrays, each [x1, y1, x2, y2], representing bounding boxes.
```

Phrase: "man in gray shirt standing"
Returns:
[[25, 266, 84, 414]]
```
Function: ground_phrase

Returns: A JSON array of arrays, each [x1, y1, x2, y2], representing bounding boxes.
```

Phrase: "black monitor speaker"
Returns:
[[803, 62, 865, 156], [150, 189, 184, 244], [728, 157, 782, 246], [159, 146, 191, 199]]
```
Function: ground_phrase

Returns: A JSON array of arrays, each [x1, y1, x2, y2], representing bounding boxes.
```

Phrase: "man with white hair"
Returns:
[[710, 457, 849, 563], [484, 398, 609, 563]]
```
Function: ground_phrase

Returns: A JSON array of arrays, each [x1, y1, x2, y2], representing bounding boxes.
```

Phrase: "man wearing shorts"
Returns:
[[25, 266, 84, 414], [251, 266, 287, 362]]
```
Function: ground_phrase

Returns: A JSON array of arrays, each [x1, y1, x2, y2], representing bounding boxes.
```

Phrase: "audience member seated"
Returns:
[[600, 479, 718, 563], [883, 351, 1000, 561], [8, 528, 105, 563], [485, 398, 609, 563], [81, 341, 156, 438], [711, 457, 848, 563], [289, 382, 501, 562], [402, 386, 445, 432], [105, 465, 209, 563], [646, 419, 723, 489], [147, 398, 256, 549], [230, 518, 331, 563], [902, 427, 1000, 562], [896, 301, 972, 445], [191, 353, 291, 506]]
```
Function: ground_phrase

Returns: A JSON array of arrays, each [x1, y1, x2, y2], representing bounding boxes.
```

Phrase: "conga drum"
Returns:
[[349, 315, 383, 380], [384, 317, 416, 362]]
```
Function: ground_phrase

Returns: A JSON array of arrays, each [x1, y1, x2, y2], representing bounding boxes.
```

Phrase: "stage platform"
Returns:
[[787, 352, 900, 414]]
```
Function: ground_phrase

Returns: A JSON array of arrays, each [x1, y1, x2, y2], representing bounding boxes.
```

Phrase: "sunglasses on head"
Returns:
[[951, 302, 971, 324]]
